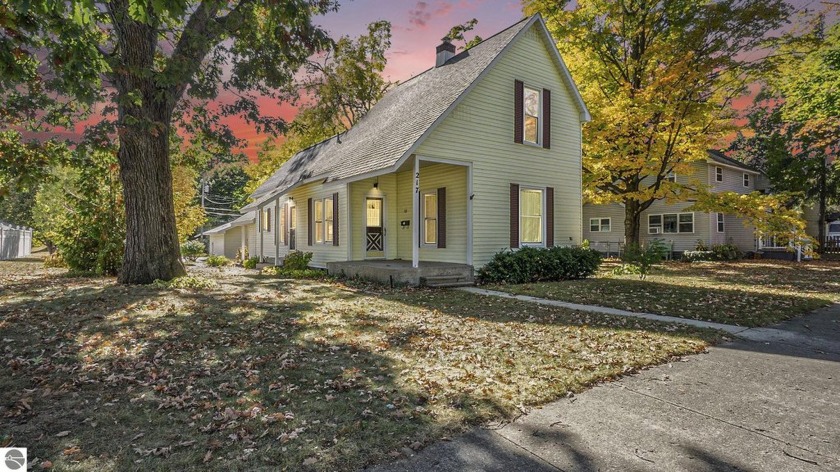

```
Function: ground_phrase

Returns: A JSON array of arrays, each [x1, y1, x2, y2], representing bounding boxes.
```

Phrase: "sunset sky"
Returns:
[[48, 0, 830, 160]]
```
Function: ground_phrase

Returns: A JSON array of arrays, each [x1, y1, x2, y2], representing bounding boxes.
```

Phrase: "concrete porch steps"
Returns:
[[420, 275, 475, 288]]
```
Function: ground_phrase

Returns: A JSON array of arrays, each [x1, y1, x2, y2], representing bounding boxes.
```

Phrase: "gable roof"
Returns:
[[244, 14, 589, 211], [707, 150, 760, 174], [202, 211, 256, 236]]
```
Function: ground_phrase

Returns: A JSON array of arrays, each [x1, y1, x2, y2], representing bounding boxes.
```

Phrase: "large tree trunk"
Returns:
[[624, 199, 642, 246], [117, 117, 186, 284]]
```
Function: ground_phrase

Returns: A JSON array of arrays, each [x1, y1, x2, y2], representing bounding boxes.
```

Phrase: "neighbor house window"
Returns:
[[314, 199, 324, 243], [715, 166, 723, 182], [590, 218, 611, 232], [717, 213, 725, 233], [743, 173, 750, 187], [523, 87, 540, 144], [649, 213, 693, 234], [665, 171, 677, 183], [520, 187, 544, 245], [422, 191, 438, 246]]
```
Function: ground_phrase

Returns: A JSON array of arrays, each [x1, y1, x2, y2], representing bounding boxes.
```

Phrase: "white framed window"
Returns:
[[649, 212, 694, 234], [589, 217, 611, 232], [743, 173, 750, 187], [523, 87, 540, 144], [422, 191, 438, 246], [262, 208, 272, 232], [314, 199, 324, 243], [520, 187, 544, 245], [715, 166, 723, 182], [324, 197, 334, 243], [279, 204, 287, 244], [717, 212, 725, 233], [665, 171, 677, 183]]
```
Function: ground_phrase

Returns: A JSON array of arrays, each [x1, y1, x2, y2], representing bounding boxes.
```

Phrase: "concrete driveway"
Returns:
[[370, 305, 840, 472]]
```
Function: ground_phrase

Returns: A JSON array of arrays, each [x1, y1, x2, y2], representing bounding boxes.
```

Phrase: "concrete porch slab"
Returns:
[[326, 260, 473, 287]]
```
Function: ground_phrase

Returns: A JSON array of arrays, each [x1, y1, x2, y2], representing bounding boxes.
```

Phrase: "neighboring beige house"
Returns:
[[204, 211, 256, 260], [203, 15, 590, 284], [583, 151, 765, 255]]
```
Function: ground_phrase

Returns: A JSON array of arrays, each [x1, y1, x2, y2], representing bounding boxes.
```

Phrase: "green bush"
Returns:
[[682, 250, 716, 262], [621, 240, 668, 279], [152, 275, 218, 290], [477, 246, 602, 284], [242, 256, 260, 269], [43, 252, 67, 268], [261, 265, 327, 279], [180, 240, 206, 261], [712, 243, 743, 261], [283, 251, 313, 270], [206, 255, 230, 267]]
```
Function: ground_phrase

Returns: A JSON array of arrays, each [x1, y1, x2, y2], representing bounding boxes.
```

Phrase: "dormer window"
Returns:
[[523, 87, 540, 144]]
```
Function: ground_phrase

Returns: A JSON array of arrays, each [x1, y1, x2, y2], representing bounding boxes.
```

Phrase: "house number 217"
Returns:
[[415, 172, 420, 194]]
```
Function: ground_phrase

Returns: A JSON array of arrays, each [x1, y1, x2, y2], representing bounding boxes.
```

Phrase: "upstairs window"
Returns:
[[715, 166, 723, 182], [665, 171, 677, 183], [523, 87, 540, 144]]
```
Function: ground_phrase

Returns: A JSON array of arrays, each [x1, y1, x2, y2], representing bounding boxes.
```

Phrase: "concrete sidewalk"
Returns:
[[369, 304, 840, 472]]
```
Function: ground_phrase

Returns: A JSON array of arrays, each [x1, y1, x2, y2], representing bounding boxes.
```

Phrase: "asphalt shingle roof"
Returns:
[[707, 149, 760, 173], [246, 16, 535, 208]]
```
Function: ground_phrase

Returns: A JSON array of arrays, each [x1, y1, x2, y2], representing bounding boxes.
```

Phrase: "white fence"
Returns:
[[0, 226, 33, 260]]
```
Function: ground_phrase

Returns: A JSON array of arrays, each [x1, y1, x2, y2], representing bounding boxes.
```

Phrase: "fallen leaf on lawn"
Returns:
[[40, 460, 53, 469], [55, 431, 70, 437], [203, 450, 212, 463], [303, 457, 317, 466]]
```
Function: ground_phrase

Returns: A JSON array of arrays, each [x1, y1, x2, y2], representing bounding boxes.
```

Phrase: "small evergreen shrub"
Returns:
[[206, 255, 230, 267], [477, 246, 601, 284], [283, 251, 313, 270], [180, 240, 206, 261], [621, 240, 668, 279], [242, 256, 260, 269]]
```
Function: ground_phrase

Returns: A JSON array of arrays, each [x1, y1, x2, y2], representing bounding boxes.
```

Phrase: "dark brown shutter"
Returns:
[[514, 80, 524, 144], [437, 187, 446, 249], [307, 198, 313, 246], [546, 187, 555, 247], [542, 88, 551, 149], [510, 183, 520, 248], [332, 192, 339, 246]]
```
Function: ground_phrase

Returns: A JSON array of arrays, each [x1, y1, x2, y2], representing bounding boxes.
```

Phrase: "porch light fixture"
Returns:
[[373, 182, 379, 190]]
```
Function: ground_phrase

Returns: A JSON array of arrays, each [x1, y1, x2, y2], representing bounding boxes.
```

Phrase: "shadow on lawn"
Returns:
[[0, 274, 512, 471]]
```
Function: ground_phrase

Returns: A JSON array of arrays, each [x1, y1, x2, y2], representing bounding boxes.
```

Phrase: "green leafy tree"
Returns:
[[525, 0, 791, 244], [1, 1, 336, 283], [445, 18, 483, 50], [247, 21, 393, 192]]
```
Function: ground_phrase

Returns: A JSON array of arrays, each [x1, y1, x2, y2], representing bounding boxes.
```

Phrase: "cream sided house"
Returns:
[[583, 150, 767, 256], [204, 15, 590, 285]]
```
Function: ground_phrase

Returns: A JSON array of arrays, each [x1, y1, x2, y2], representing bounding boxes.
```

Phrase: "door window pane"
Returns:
[[366, 199, 381, 227]]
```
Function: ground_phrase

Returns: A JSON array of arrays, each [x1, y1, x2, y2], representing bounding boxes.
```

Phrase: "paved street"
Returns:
[[371, 304, 840, 471]]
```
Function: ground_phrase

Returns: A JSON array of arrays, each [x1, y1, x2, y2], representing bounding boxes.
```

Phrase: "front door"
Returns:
[[365, 197, 384, 258], [288, 204, 296, 250]]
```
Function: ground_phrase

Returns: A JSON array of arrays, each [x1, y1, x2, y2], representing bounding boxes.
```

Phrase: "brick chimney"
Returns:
[[436, 39, 456, 67]]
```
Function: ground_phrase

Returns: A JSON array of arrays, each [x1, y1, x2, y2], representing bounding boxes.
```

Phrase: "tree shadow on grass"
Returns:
[[0, 274, 517, 471]]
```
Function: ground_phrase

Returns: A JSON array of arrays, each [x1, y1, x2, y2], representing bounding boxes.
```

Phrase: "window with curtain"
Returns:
[[324, 197, 333, 243], [422, 191, 437, 245], [314, 200, 324, 243], [523, 87, 540, 144], [520, 188, 544, 244]]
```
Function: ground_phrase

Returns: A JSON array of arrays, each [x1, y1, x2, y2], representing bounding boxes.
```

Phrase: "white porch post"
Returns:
[[275, 199, 280, 265], [241, 225, 246, 257], [259, 207, 264, 261], [345, 183, 353, 261], [412, 155, 420, 268], [466, 164, 474, 267]]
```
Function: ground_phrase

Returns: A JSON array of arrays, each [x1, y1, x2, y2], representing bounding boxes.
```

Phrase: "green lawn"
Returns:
[[0, 257, 715, 471], [490, 260, 840, 327]]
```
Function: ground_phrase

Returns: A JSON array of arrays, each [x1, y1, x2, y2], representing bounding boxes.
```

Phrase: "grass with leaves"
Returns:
[[1, 256, 717, 471], [491, 260, 840, 327]]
